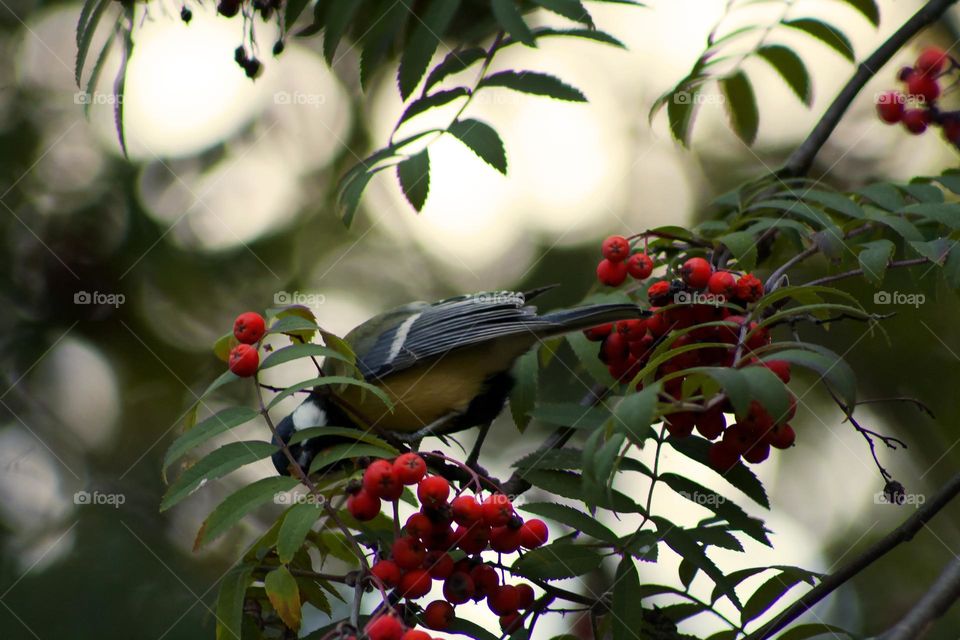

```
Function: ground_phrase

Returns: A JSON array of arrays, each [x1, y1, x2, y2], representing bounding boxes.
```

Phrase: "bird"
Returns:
[[271, 287, 646, 476]]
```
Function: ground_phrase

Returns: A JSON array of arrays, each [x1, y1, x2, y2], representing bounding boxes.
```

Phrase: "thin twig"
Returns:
[[803, 258, 930, 287], [878, 556, 960, 640]]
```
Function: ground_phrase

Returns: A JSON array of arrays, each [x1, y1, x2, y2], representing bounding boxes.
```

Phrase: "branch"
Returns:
[[878, 557, 960, 640], [781, 0, 960, 178], [803, 258, 930, 288], [744, 471, 960, 640]]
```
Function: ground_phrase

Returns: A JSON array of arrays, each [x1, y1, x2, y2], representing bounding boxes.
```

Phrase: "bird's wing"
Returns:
[[351, 291, 552, 379]]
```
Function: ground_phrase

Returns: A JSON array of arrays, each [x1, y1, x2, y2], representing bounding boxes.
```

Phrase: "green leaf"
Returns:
[[529, 403, 609, 429], [268, 314, 321, 335], [81, 22, 116, 119], [756, 45, 811, 106], [296, 576, 332, 616], [423, 48, 486, 92], [321, 0, 365, 64], [265, 566, 302, 631], [397, 149, 431, 211], [720, 71, 759, 145], [479, 70, 587, 102], [741, 571, 808, 625], [740, 365, 790, 427], [447, 618, 501, 640], [492, 0, 537, 47], [859, 183, 906, 211], [308, 443, 396, 474], [339, 168, 376, 227], [799, 190, 865, 219], [718, 231, 759, 271], [711, 566, 769, 604], [447, 119, 507, 174], [163, 407, 259, 473], [196, 476, 300, 549], [267, 376, 392, 410], [566, 331, 615, 385], [654, 517, 739, 606], [284, 0, 310, 30], [837, 0, 880, 26], [397, 0, 462, 99], [660, 473, 769, 545], [511, 542, 604, 580], [783, 18, 855, 62], [518, 502, 618, 543], [216, 563, 255, 640], [857, 239, 895, 286], [278, 502, 323, 564], [531, 0, 593, 25], [863, 206, 923, 241], [529, 27, 625, 48], [689, 526, 743, 551], [666, 86, 700, 146], [583, 431, 626, 510], [903, 202, 960, 230], [613, 386, 658, 445], [75, 0, 112, 86], [612, 556, 643, 640], [511, 447, 584, 471], [522, 469, 641, 513], [162, 441, 278, 511], [398, 87, 470, 126], [113, 9, 133, 157], [668, 437, 769, 508], [288, 426, 397, 451], [776, 623, 856, 640], [945, 246, 960, 289], [510, 350, 539, 432], [760, 346, 856, 408], [260, 343, 352, 370]]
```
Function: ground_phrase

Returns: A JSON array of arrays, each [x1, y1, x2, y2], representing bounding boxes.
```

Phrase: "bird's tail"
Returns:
[[538, 303, 648, 336]]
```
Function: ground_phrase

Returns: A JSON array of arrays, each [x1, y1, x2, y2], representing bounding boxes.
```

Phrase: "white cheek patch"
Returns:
[[292, 401, 326, 431], [387, 312, 422, 363]]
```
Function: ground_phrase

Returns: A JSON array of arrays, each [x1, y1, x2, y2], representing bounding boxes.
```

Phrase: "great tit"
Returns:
[[272, 288, 645, 476]]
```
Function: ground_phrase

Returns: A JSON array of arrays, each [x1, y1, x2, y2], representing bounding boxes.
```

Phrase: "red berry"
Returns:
[[481, 494, 514, 527], [500, 613, 523, 634], [906, 73, 940, 102], [742, 441, 770, 464], [597, 259, 628, 287], [903, 108, 930, 134], [423, 525, 456, 552], [401, 631, 431, 640], [371, 560, 402, 588], [488, 585, 521, 615], [695, 407, 726, 440], [347, 490, 381, 521], [423, 600, 455, 630], [646, 308, 668, 336], [398, 569, 432, 599], [367, 615, 404, 640], [583, 323, 614, 341], [601, 235, 631, 262], [515, 583, 535, 609], [626, 253, 654, 279], [943, 117, 960, 145], [767, 423, 796, 449], [228, 344, 259, 377], [405, 512, 433, 540], [600, 332, 629, 364], [876, 91, 906, 124], [647, 281, 671, 306], [455, 524, 490, 554], [450, 495, 482, 525], [665, 412, 696, 438], [916, 46, 949, 75], [707, 271, 737, 298], [618, 319, 647, 342], [760, 359, 791, 383], [680, 257, 712, 289], [417, 476, 450, 508], [519, 519, 548, 549], [424, 551, 454, 579], [233, 311, 266, 344], [708, 440, 740, 472], [392, 536, 427, 570], [393, 452, 427, 485], [364, 459, 403, 501], [470, 564, 500, 600], [443, 572, 475, 604], [735, 273, 764, 303], [489, 526, 522, 553]]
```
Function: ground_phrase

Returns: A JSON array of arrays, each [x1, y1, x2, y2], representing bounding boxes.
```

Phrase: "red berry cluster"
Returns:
[[227, 311, 266, 377], [876, 46, 960, 145], [596, 235, 655, 287], [349, 453, 548, 637]]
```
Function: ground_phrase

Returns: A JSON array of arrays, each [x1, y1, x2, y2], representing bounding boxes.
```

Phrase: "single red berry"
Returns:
[[906, 73, 940, 102], [233, 311, 266, 344], [423, 600, 455, 630], [398, 569, 432, 599], [601, 235, 631, 262], [481, 493, 514, 527], [423, 525, 456, 552], [626, 253, 654, 279], [417, 476, 450, 508], [742, 441, 770, 464], [364, 459, 403, 501], [443, 572, 475, 604], [760, 359, 791, 383], [708, 440, 740, 472], [618, 319, 647, 342], [766, 423, 796, 449], [646, 308, 668, 336], [903, 108, 930, 134], [646, 281, 671, 306], [739, 401, 774, 435], [876, 91, 906, 124], [695, 406, 726, 440], [600, 332, 629, 364], [583, 323, 614, 342], [455, 524, 490, 554], [228, 344, 259, 377], [665, 412, 696, 438], [371, 559, 402, 588], [401, 631, 431, 640], [680, 257, 712, 289], [470, 564, 500, 600], [405, 512, 433, 540], [519, 519, 548, 549], [916, 46, 949, 75], [347, 490, 381, 521], [735, 273, 764, 303], [943, 117, 960, 144], [745, 322, 770, 351], [393, 452, 427, 485], [424, 551, 455, 579], [367, 615, 404, 640], [597, 259, 628, 287], [488, 585, 521, 615], [489, 526, 522, 553], [500, 613, 523, 634], [392, 536, 427, 570], [515, 583, 535, 609], [450, 495, 482, 525], [707, 271, 737, 298]]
